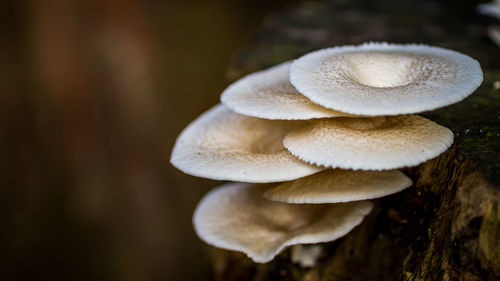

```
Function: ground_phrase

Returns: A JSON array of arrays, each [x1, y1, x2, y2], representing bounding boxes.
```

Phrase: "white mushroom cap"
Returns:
[[193, 182, 373, 263], [264, 169, 412, 204], [221, 62, 352, 120], [283, 115, 454, 170], [170, 104, 323, 183], [290, 42, 483, 116]]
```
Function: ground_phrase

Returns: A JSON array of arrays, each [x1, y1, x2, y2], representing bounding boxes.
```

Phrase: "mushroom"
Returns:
[[264, 169, 412, 204], [170, 104, 323, 183], [193, 182, 373, 263], [283, 115, 454, 170], [170, 42, 482, 264], [289, 42, 483, 116], [221, 61, 352, 120]]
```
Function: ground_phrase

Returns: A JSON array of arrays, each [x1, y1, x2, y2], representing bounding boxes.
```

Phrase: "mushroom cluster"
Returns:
[[171, 42, 483, 264]]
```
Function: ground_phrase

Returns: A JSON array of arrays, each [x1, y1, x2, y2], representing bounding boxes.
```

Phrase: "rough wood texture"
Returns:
[[208, 0, 500, 280]]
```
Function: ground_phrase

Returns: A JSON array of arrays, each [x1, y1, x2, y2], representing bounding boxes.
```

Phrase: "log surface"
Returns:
[[210, 0, 500, 280]]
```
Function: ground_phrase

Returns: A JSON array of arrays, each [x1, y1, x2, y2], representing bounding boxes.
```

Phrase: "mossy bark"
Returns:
[[208, 0, 500, 280]]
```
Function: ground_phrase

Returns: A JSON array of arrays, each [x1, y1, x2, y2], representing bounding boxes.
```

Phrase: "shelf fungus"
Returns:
[[171, 42, 482, 264], [170, 104, 322, 183], [221, 61, 352, 120], [284, 115, 454, 170], [193, 183, 373, 263], [289, 42, 483, 116]]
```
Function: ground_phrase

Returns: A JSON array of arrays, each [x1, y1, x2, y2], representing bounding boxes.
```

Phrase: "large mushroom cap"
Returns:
[[264, 169, 412, 204], [290, 42, 483, 116], [193, 183, 373, 263], [221, 62, 351, 120], [283, 115, 454, 170], [170, 104, 323, 183]]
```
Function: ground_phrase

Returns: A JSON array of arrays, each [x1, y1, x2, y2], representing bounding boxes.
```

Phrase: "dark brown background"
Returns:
[[0, 0, 495, 281], [0, 0, 303, 280]]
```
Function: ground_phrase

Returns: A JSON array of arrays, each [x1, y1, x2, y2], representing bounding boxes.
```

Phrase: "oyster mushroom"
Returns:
[[221, 61, 351, 120], [289, 42, 483, 116], [170, 104, 323, 183], [264, 169, 412, 204], [283, 115, 454, 170], [193, 182, 373, 263]]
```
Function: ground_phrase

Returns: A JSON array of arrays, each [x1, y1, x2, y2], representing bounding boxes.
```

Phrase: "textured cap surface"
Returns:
[[283, 115, 454, 170], [170, 104, 323, 182], [264, 169, 412, 204], [193, 183, 373, 263], [290, 42, 483, 116], [221, 62, 351, 120]]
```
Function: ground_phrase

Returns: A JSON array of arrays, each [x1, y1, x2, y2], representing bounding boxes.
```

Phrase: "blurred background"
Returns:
[[0, 0, 302, 280], [0, 0, 495, 281]]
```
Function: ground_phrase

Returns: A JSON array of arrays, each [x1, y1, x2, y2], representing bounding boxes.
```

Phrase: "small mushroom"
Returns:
[[264, 169, 412, 204], [193, 182, 373, 263], [221, 61, 351, 120], [283, 115, 454, 170], [289, 42, 483, 116], [171, 104, 323, 183]]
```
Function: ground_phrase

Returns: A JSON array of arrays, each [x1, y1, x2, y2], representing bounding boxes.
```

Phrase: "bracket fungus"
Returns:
[[289, 42, 483, 116], [170, 42, 483, 264], [170, 104, 322, 183], [193, 183, 373, 263], [221, 61, 351, 120]]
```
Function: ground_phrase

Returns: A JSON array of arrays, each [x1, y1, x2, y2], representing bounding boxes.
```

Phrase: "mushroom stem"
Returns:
[[291, 244, 323, 268]]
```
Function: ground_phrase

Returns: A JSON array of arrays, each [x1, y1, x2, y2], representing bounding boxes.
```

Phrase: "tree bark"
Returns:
[[209, 0, 500, 280]]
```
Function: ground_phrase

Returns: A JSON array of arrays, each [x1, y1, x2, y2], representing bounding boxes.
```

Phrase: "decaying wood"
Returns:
[[207, 0, 500, 280]]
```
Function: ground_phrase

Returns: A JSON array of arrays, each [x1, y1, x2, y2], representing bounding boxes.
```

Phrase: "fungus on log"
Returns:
[[207, 0, 500, 280]]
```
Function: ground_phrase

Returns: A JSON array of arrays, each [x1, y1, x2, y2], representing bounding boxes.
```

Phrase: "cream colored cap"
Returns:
[[283, 115, 454, 170], [170, 104, 323, 183], [193, 183, 373, 263], [264, 169, 412, 204], [221, 62, 351, 120], [290, 42, 483, 116]]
